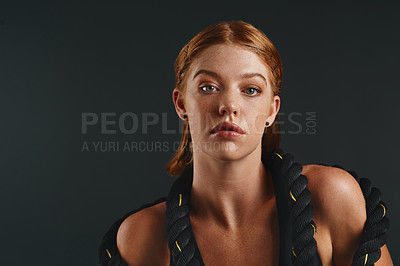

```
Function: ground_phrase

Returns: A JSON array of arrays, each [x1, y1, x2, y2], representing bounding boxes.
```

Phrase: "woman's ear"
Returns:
[[266, 95, 280, 125], [172, 87, 187, 119]]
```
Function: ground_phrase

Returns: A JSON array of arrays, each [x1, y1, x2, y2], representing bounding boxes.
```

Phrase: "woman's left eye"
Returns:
[[245, 87, 261, 95]]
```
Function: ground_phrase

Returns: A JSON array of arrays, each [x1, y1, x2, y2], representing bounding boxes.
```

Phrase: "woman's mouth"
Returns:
[[210, 121, 245, 138]]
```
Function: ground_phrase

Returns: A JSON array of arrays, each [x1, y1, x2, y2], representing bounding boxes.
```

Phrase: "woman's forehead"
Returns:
[[188, 44, 271, 83]]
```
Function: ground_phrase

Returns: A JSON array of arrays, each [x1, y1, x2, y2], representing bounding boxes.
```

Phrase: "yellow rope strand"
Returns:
[[311, 223, 316, 237], [176, 241, 182, 252], [380, 203, 386, 217], [274, 152, 283, 160], [179, 194, 182, 206], [364, 253, 368, 265], [290, 190, 297, 202], [106, 248, 111, 258]]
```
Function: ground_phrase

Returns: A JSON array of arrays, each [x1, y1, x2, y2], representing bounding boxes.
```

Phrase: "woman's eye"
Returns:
[[200, 85, 217, 92], [245, 87, 261, 95]]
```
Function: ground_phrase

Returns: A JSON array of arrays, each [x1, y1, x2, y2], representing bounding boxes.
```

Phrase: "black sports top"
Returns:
[[99, 152, 294, 265], [98, 149, 389, 266]]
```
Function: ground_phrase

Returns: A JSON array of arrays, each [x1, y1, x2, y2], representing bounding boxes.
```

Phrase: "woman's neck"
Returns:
[[189, 148, 275, 232]]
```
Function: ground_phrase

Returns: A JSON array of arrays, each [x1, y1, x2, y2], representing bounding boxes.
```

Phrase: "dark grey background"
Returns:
[[1, 2, 399, 265]]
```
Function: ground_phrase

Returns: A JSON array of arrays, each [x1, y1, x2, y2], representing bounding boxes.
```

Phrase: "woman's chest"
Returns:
[[195, 229, 280, 265], [188, 207, 281, 265], [161, 209, 333, 265]]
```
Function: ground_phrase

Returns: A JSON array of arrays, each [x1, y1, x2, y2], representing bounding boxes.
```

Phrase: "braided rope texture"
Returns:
[[165, 148, 389, 266], [166, 166, 203, 266], [267, 148, 323, 266], [319, 163, 390, 266]]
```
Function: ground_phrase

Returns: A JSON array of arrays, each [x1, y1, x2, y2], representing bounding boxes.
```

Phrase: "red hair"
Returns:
[[165, 20, 283, 177]]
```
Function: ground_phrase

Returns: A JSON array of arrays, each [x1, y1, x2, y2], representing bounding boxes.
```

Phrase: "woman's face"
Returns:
[[173, 44, 280, 161]]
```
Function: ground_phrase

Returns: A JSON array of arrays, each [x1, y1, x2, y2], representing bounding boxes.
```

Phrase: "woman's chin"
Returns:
[[192, 138, 258, 161], [204, 145, 249, 162]]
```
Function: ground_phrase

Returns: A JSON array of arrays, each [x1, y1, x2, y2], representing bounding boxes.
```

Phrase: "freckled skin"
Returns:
[[116, 44, 393, 265], [176, 44, 279, 163]]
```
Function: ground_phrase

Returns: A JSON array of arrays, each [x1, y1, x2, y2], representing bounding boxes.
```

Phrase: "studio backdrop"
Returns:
[[1, 2, 399, 265]]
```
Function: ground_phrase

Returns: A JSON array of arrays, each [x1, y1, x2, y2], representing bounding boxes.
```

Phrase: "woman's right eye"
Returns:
[[200, 85, 217, 92]]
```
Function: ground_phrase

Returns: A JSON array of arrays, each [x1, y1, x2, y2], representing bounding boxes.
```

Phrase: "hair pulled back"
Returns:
[[166, 20, 283, 177]]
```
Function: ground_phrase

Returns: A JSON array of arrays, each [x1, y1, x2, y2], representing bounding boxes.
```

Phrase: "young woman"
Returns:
[[99, 21, 392, 266]]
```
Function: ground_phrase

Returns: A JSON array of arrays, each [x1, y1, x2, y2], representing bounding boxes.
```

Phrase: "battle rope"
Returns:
[[320, 164, 390, 266], [166, 165, 203, 266], [165, 149, 389, 266], [265, 148, 322, 266]]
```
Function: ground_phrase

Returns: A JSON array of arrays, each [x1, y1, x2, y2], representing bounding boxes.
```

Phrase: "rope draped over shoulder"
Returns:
[[165, 148, 390, 266], [264, 148, 322, 266], [166, 165, 203, 266], [318, 164, 390, 266]]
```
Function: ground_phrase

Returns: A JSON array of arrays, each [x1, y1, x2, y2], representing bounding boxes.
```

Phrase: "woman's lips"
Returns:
[[211, 130, 244, 139], [210, 121, 245, 134], [210, 121, 245, 139]]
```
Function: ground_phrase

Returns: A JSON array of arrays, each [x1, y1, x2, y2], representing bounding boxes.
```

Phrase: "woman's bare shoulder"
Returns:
[[301, 164, 392, 265], [301, 164, 366, 264], [302, 164, 367, 231], [302, 164, 366, 210], [116, 201, 169, 265]]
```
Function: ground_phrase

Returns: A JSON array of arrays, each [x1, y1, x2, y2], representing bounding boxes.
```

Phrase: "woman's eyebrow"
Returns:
[[192, 69, 267, 86], [193, 69, 219, 80]]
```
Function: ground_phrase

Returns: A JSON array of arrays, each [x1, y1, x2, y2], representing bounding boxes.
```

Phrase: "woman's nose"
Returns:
[[218, 91, 239, 116]]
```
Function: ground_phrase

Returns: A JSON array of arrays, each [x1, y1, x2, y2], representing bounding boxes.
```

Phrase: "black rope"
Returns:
[[321, 164, 390, 266], [266, 148, 322, 266], [164, 149, 389, 266], [166, 165, 203, 266]]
